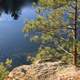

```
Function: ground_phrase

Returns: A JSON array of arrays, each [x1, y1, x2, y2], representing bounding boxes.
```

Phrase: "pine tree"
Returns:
[[24, 0, 80, 65]]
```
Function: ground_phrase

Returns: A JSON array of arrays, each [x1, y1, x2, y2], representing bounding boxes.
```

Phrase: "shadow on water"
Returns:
[[0, 0, 38, 20]]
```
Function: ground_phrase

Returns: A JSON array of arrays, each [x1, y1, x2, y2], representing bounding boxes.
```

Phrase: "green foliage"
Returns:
[[39, 0, 68, 8], [32, 46, 73, 64], [0, 63, 9, 80], [5, 59, 12, 65], [35, 47, 56, 61], [0, 59, 12, 80], [24, 0, 80, 65]]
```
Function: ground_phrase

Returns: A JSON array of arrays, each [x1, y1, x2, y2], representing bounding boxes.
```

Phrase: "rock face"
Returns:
[[5, 61, 61, 80], [5, 62, 80, 80], [56, 66, 80, 80]]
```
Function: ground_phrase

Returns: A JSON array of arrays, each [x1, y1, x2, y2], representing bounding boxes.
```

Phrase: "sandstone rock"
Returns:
[[5, 62, 80, 80], [5, 62, 61, 80], [56, 66, 80, 80]]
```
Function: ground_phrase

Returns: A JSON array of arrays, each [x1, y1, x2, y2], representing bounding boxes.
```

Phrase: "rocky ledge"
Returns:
[[5, 61, 80, 80]]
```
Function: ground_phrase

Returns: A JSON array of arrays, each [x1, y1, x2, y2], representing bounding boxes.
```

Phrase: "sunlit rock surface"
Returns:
[[5, 62, 80, 80]]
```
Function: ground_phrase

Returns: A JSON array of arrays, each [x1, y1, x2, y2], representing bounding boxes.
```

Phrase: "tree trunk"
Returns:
[[73, 0, 77, 66]]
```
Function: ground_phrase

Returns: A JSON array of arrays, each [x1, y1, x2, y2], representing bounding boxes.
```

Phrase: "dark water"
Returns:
[[0, 0, 38, 66]]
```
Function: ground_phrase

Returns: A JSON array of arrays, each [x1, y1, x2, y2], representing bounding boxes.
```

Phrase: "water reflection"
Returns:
[[0, 0, 38, 66], [0, 0, 38, 20]]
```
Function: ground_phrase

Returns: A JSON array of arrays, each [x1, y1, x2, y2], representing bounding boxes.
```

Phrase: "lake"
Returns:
[[0, 0, 38, 66], [0, 0, 80, 67]]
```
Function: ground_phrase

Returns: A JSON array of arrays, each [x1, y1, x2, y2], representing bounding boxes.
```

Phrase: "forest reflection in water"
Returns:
[[0, 0, 38, 67], [0, 0, 38, 20]]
